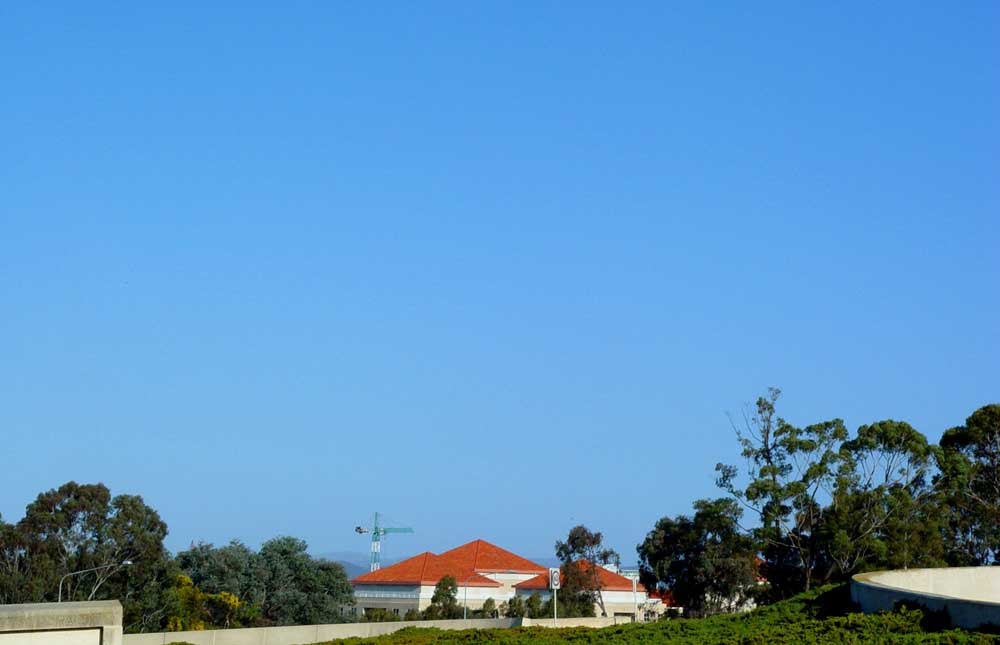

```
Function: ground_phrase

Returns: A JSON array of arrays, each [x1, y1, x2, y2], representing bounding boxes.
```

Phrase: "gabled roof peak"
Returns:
[[351, 539, 546, 586]]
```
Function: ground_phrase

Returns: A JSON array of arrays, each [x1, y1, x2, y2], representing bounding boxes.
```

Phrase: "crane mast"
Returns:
[[354, 511, 414, 572]]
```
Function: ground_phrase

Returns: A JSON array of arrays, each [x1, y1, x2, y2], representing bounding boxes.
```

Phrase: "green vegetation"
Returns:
[[326, 585, 998, 644], [555, 525, 620, 617], [422, 576, 464, 620], [639, 395, 1000, 614], [0, 396, 996, 636], [637, 497, 758, 615], [0, 482, 353, 632]]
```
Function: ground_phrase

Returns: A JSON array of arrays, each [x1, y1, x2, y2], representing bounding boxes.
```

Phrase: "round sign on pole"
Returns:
[[549, 567, 561, 590]]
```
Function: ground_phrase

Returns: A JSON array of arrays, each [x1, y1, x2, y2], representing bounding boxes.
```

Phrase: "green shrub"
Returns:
[[317, 584, 1000, 644]]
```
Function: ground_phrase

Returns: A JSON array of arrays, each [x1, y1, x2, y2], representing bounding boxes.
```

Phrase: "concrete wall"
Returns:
[[354, 583, 508, 615], [851, 567, 1000, 630], [124, 619, 518, 645], [514, 588, 648, 620], [0, 601, 123, 645], [482, 572, 539, 598], [521, 616, 625, 628], [123, 616, 632, 645]]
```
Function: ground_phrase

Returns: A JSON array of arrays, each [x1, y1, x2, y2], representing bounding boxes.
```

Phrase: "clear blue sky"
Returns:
[[2, 2, 997, 564]]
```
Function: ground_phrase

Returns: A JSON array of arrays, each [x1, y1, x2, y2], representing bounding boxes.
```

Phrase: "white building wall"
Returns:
[[483, 572, 542, 595], [514, 588, 649, 619], [356, 583, 510, 614], [353, 584, 422, 615]]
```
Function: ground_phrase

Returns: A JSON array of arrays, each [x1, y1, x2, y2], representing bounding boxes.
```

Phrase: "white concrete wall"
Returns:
[[441, 585, 503, 609], [354, 583, 507, 614], [481, 572, 539, 597], [514, 587, 648, 619], [123, 616, 635, 645], [0, 632, 101, 645], [353, 584, 421, 614], [124, 618, 519, 645], [0, 601, 123, 645], [522, 616, 626, 628], [353, 572, 538, 614], [852, 567, 1000, 630]]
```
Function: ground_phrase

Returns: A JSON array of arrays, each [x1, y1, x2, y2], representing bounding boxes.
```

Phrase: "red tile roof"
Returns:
[[437, 540, 548, 575], [351, 539, 545, 587], [514, 560, 641, 593], [648, 588, 678, 606]]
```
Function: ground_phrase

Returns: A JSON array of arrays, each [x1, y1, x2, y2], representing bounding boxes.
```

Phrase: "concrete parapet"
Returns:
[[521, 616, 623, 628], [0, 600, 123, 645], [124, 618, 519, 644], [123, 615, 634, 644], [851, 567, 1000, 630]]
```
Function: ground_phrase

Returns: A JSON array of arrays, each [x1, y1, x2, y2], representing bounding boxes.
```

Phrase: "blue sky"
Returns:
[[1, 2, 997, 564]]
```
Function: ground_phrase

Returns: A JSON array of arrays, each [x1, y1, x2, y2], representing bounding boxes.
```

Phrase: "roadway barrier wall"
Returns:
[[123, 615, 627, 645], [851, 567, 1000, 630], [0, 600, 123, 645], [124, 618, 517, 645]]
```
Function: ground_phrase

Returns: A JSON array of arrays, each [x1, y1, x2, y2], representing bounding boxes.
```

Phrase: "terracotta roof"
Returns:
[[514, 560, 642, 592], [437, 539, 547, 575], [648, 588, 678, 606], [352, 540, 544, 587]]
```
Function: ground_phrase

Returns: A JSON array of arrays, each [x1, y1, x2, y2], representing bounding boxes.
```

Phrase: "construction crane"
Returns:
[[354, 512, 414, 572]]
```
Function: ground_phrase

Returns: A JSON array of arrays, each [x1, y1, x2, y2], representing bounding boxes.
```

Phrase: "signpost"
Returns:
[[620, 568, 640, 623], [549, 567, 560, 625]]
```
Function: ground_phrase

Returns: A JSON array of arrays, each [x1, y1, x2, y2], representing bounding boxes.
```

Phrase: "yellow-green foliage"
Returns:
[[168, 575, 206, 631], [205, 590, 241, 628], [166, 575, 246, 631]]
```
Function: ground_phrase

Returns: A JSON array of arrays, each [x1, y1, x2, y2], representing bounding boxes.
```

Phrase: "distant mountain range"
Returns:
[[315, 551, 404, 579], [335, 560, 368, 579]]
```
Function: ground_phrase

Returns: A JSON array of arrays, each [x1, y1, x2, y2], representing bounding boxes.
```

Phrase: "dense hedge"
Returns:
[[324, 585, 999, 644]]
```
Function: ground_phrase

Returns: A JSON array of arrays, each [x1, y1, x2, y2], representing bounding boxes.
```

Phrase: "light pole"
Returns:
[[632, 576, 637, 623], [58, 560, 132, 602], [463, 572, 471, 620]]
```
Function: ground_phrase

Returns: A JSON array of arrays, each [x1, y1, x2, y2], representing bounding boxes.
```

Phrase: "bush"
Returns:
[[360, 608, 400, 623], [318, 584, 1000, 644]]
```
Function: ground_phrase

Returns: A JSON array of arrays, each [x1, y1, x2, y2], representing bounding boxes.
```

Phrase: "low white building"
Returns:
[[513, 560, 655, 620], [351, 539, 546, 617], [352, 542, 664, 622]]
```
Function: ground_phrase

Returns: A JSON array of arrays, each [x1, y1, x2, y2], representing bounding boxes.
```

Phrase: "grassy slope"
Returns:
[[321, 585, 999, 645]]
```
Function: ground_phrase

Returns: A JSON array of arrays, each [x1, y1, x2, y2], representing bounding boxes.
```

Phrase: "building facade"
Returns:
[[513, 560, 655, 619], [351, 540, 660, 621], [351, 540, 546, 616]]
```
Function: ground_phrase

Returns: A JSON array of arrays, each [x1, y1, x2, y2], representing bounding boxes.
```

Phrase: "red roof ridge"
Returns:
[[351, 551, 437, 585], [437, 539, 546, 574], [352, 540, 546, 586]]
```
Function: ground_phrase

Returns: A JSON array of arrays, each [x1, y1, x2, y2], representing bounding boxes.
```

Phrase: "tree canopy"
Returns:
[[0, 482, 354, 632], [638, 498, 759, 616], [555, 525, 620, 617]]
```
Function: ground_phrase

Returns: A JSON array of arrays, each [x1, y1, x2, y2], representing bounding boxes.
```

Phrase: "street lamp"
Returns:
[[463, 573, 470, 620], [58, 560, 133, 602]]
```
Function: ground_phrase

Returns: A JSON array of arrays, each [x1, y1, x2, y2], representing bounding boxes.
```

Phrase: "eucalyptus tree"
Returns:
[[555, 525, 620, 617], [823, 420, 941, 575], [637, 498, 759, 616], [716, 388, 847, 595], [938, 404, 1000, 565]]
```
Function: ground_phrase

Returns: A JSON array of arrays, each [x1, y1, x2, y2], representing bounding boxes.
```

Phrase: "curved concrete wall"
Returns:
[[851, 567, 1000, 630]]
